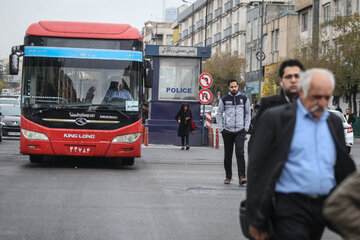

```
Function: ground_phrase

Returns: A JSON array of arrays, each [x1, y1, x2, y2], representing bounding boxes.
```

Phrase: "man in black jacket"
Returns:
[[344, 108, 356, 125], [254, 59, 304, 125], [247, 68, 356, 240]]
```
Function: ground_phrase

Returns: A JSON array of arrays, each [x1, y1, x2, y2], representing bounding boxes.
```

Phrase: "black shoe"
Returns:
[[181, 146, 184, 150], [186, 145, 190, 150]]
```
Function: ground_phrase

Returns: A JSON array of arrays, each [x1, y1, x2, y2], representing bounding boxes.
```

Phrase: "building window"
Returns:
[[323, 4, 331, 22], [166, 35, 173, 45], [357, 0, 360, 11], [346, 0, 352, 15], [271, 29, 279, 52], [335, 0, 342, 18], [302, 12, 308, 31], [263, 34, 268, 52]]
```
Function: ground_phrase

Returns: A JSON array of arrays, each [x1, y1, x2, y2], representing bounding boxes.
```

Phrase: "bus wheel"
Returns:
[[122, 157, 134, 166], [29, 155, 43, 163]]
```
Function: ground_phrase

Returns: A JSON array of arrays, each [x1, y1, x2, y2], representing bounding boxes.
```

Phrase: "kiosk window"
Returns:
[[158, 58, 200, 101]]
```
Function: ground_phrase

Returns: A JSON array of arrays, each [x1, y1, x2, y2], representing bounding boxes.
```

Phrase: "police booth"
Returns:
[[145, 45, 211, 146]]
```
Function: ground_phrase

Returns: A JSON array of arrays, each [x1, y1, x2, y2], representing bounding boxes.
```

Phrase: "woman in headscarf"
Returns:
[[175, 103, 192, 150]]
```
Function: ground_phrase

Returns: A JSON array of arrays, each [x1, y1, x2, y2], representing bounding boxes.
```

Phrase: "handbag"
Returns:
[[190, 120, 197, 132]]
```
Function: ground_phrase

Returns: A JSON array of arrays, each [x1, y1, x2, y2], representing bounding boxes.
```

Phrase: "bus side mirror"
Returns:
[[145, 68, 153, 88], [9, 53, 19, 75], [9, 45, 24, 75], [144, 59, 153, 88]]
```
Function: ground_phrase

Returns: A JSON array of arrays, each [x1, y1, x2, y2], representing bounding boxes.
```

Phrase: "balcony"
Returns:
[[224, 1, 233, 12], [189, 25, 194, 33], [196, 19, 204, 30], [214, 33, 222, 42], [223, 26, 232, 38], [215, 7, 223, 18], [234, 23, 239, 33], [206, 37, 213, 45], [206, 13, 213, 22]]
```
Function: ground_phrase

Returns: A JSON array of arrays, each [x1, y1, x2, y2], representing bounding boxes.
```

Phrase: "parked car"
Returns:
[[329, 110, 353, 153], [211, 106, 218, 123], [0, 97, 20, 106], [0, 105, 21, 137]]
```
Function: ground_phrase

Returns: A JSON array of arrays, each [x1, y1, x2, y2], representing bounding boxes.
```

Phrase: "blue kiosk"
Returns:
[[145, 45, 211, 146]]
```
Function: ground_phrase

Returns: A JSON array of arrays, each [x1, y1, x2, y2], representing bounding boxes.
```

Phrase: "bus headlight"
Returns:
[[112, 133, 141, 143], [21, 129, 49, 140]]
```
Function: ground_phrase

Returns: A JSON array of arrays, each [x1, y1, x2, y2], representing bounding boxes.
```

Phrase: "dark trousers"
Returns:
[[181, 135, 189, 146], [221, 129, 246, 179], [272, 193, 327, 240]]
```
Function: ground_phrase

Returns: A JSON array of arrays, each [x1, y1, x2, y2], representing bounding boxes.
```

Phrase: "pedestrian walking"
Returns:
[[253, 59, 304, 126], [175, 103, 192, 150], [246, 68, 356, 240], [323, 171, 360, 239], [344, 108, 356, 125], [216, 79, 250, 185]]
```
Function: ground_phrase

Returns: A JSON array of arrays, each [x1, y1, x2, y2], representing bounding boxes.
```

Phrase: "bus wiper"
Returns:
[[80, 104, 129, 119], [32, 104, 82, 115], [31, 104, 129, 120]]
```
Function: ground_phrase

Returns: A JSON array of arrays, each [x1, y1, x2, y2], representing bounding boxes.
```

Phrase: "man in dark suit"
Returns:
[[247, 68, 356, 240], [254, 59, 304, 125], [344, 108, 356, 125]]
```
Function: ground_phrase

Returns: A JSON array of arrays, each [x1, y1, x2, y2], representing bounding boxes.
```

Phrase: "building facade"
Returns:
[[174, 0, 251, 57], [245, 2, 296, 97], [143, 21, 174, 46]]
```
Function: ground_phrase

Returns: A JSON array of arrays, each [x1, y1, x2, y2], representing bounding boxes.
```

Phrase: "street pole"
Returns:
[[257, 0, 264, 100]]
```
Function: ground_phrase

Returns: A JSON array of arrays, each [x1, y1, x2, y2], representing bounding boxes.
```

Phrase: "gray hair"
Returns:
[[298, 68, 335, 97]]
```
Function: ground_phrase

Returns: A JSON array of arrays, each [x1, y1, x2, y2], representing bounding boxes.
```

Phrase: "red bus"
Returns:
[[9, 21, 153, 165]]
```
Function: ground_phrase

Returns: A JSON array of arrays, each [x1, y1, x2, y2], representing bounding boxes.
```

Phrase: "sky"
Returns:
[[0, 0, 187, 58]]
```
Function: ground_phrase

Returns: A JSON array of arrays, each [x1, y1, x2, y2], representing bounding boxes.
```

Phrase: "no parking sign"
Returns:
[[198, 89, 213, 105], [199, 73, 213, 89]]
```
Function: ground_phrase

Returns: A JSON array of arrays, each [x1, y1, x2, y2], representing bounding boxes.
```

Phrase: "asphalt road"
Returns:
[[0, 136, 359, 240]]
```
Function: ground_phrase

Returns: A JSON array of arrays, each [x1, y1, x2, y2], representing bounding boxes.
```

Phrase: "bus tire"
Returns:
[[29, 155, 44, 163], [122, 157, 134, 166]]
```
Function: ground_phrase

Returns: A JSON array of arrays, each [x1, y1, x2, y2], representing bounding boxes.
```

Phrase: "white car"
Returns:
[[211, 106, 218, 123], [329, 110, 353, 153]]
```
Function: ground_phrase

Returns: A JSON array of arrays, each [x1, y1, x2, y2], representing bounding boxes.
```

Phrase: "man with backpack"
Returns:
[[216, 79, 251, 185]]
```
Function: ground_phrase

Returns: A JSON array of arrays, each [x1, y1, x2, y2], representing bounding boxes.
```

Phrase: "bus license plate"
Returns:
[[66, 146, 94, 156], [8, 132, 20, 136]]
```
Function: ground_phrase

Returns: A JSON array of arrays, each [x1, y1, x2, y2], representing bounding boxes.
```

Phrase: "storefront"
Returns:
[[145, 45, 211, 145]]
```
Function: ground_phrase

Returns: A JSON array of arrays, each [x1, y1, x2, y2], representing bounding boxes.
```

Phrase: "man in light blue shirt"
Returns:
[[104, 77, 133, 101], [247, 68, 356, 240]]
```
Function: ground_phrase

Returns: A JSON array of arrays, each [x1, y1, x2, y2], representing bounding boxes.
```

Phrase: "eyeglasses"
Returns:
[[283, 74, 300, 79]]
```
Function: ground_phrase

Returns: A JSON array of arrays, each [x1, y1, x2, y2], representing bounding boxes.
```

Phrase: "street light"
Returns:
[[252, 0, 265, 99]]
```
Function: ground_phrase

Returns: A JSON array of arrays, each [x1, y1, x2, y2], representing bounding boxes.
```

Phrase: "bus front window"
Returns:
[[23, 57, 141, 111]]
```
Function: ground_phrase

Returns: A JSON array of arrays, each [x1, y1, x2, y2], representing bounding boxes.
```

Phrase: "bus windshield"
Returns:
[[22, 57, 141, 112]]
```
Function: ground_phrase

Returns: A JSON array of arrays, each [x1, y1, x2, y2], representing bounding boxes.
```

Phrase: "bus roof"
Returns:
[[26, 21, 142, 41]]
